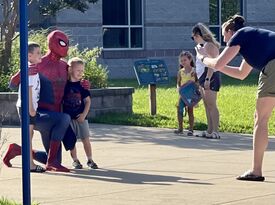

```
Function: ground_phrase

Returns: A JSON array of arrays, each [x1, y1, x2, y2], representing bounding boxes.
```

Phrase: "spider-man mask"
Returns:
[[47, 30, 69, 58]]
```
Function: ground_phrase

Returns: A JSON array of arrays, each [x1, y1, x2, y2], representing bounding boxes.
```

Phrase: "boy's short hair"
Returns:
[[28, 42, 40, 54], [68, 57, 85, 68]]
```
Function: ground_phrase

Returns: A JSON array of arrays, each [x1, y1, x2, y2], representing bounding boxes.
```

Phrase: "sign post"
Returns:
[[134, 59, 169, 115], [19, 0, 31, 204], [149, 84, 156, 115]]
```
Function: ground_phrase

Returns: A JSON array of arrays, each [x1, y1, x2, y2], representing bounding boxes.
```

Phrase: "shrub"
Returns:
[[0, 73, 11, 92], [4, 29, 108, 91], [0, 41, 11, 92], [68, 46, 108, 88], [11, 30, 48, 72]]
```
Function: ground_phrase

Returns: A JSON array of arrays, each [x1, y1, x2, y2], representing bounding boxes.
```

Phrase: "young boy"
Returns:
[[15, 42, 45, 172], [63, 57, 98, 169]]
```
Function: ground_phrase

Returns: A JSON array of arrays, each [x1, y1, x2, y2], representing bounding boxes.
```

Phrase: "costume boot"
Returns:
[[46, 140, 70, 172], [3, 143, 22, 167]]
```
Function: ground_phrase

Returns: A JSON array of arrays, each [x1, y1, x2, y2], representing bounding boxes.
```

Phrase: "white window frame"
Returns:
[[102, 0, 144, 51], [209, 0, 244, 45]]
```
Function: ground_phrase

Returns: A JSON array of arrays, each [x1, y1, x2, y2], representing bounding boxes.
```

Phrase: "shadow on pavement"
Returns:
[[90, 124, 275, 151], [45, 168, 213, 186]]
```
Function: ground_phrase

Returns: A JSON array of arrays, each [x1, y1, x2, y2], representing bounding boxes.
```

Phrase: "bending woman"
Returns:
[[196, 15, 275, 181]]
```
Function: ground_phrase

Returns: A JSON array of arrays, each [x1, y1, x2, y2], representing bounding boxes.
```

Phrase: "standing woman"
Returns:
[[196, 14, 275, 181], [192, 23, 221, 139]]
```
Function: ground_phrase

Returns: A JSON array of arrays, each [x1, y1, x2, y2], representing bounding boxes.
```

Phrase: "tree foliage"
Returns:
[[209, 0, 242, 25], [0, 0, 99, 75], [40, 0, 99, 16]]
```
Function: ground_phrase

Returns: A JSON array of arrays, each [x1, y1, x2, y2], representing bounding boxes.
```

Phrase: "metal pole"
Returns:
[[19, 0, 31, 204]]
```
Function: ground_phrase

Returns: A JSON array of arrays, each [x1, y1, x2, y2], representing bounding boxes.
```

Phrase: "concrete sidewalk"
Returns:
[[0, 124, 275, 205]]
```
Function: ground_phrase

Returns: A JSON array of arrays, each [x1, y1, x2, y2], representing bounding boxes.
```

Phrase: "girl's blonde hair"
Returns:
[[178, 51, 195, 68], [192, 23, 220, 49]]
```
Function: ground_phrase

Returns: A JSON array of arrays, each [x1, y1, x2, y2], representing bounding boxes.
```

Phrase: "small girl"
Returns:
[[174, 51, 198, 136]]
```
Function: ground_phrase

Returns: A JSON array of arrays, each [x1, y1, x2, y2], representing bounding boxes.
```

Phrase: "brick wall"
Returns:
[[53, 0, 209, 79], [5, 1, 275, 79], [0, 88, 134, 125], [144, 0, 208, 50], [246, 0, 275, 31], [56, 2, 102, 49]]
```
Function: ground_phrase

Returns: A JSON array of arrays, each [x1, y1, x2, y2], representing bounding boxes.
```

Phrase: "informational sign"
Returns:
[[133, 59, 169, 86], [133, 59, 169, 115]]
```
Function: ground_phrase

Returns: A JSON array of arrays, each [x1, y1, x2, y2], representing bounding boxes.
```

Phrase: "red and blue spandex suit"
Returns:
[[8, 30, 76, 172]]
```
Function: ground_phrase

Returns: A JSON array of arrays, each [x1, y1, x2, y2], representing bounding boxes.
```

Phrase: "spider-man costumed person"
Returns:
[[3, 30, 86, 172]]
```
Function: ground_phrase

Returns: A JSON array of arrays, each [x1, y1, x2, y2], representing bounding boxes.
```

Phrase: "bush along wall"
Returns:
[[0, 29, 108, 92]]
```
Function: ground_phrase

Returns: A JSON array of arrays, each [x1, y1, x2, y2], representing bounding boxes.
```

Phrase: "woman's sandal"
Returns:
[[196, 131, 211, 138], [205, 132, 221, 139], [30, 165, 46, 173], [236, 170, 265, 182]]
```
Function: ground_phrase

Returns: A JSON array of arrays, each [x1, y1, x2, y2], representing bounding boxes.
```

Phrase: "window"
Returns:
[[103, 0, 143, 50], [209, 0, 244, 45]]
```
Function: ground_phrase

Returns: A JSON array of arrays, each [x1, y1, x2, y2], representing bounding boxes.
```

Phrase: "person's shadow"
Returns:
[[45, 168, 213, 186]]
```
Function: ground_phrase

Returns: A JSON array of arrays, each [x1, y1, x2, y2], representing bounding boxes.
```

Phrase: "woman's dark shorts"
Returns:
[[199, 67, 221, 92]]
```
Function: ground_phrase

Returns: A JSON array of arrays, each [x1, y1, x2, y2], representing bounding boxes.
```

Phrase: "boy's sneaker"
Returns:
[[187, 130, 194, 136], [72, 160, 83, 169], [174, 129, 183, 134], [87, 160, 98, 169]]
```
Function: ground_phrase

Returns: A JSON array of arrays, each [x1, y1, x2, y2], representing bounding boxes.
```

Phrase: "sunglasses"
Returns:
[[191, 30, 202, 41]]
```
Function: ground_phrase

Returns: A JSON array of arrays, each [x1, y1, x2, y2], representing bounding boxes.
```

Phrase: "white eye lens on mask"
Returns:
[[59, 40, 67, 47]]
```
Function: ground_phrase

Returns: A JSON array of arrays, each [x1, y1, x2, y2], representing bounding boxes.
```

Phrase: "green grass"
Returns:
[[0, 198, 39, 205], [93, 72, 275, 134]]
